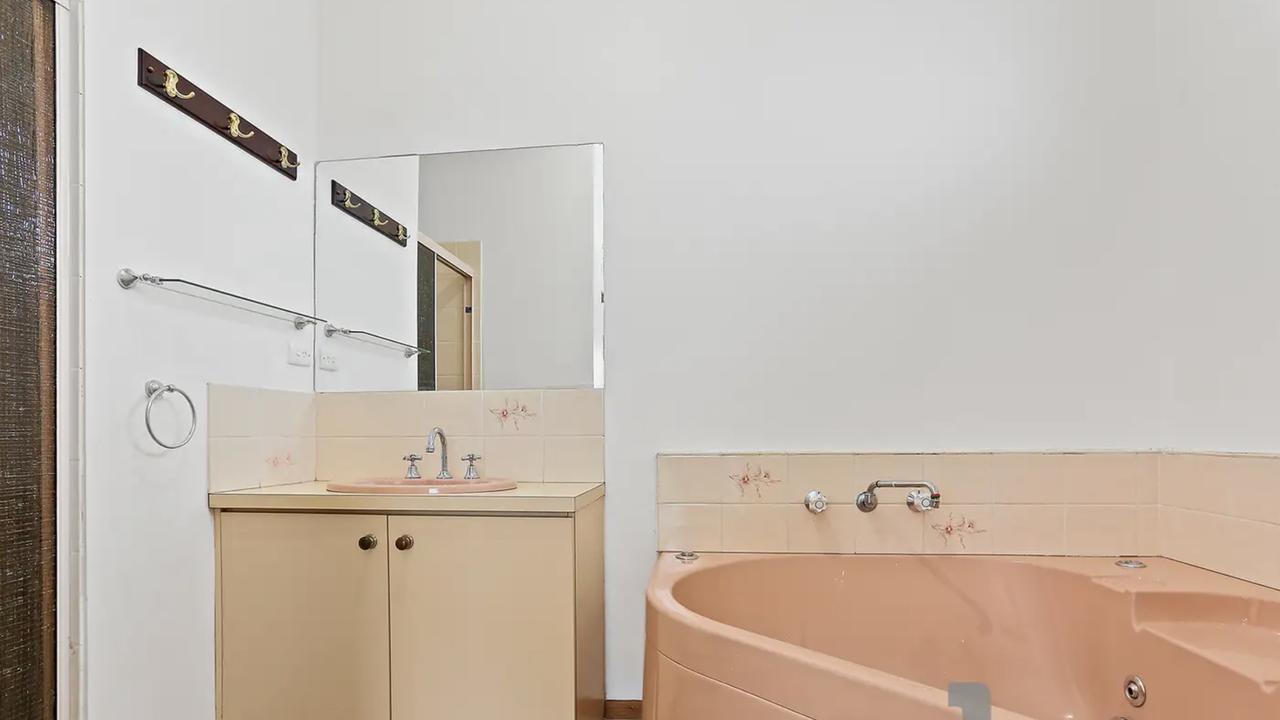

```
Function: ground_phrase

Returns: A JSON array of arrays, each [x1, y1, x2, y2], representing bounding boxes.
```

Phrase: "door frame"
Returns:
[[54, 0, 86, 717]]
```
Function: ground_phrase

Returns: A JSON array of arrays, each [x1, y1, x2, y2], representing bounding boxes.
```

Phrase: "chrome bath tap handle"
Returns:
[[856, 479, 941, 513]]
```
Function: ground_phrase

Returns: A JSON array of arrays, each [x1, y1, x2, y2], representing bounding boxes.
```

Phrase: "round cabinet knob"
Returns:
[[358, 534, 378, 551], [395, 535, 415, 551]]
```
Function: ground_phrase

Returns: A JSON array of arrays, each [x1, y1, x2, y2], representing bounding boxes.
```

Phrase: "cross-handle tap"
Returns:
[[855, 479, 941, 513], [424, 427, 451, 479], [461, 453, 482, 480], [402, 453, 422, 480]]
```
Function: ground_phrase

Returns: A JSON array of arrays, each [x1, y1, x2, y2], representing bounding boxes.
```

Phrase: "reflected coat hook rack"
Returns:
[[136, 48, 301, 179], [331, 180, 410, 247]]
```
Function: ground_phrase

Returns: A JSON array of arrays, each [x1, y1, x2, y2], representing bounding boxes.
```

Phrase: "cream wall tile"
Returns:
[[722, 505, 788, 552], [1160, 454, 1280, 525], [988, 454, 1066, 504], [724, 455, 790, 504], [1161, 506, 1280, 588], [990, 505, 1065, 555], [1059, 453, 1157, 505], [657, 455, 737, 504], [422, 391, 485, 436], [258, 389, 316, 438], [483, 436, 545, 483], [924, 506, 993, 554], [658, 505, 722, 552], [788, 454, 857, 502], [785, 506, 858, 553], [261, 436, 317, 487], [436, 376, 464, 391], [921, 454, 993, 505], [317, 436, 419, 481], [316, 391, 427, 437], [209, 437, 267, 492], [209, 385, 315, 438], [207, 384, 262, 438], [1136, 505, 1160, 555], [1064, 505, 1138, 556], [855, 508, 924, 553], [543, 389, 604, 436], [483, 390, 543, 435], [544, 436, 604, 484]]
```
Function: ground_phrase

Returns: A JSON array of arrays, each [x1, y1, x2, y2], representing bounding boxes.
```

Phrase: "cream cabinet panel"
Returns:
[[388, 515, 577, 720], [218, 512, 390, 720]]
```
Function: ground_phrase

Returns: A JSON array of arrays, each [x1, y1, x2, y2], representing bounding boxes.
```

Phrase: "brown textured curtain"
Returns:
[[0, 0, 57, 718]]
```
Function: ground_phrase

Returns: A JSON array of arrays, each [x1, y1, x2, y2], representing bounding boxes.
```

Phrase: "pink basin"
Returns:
[[325, 477, 517, 495]]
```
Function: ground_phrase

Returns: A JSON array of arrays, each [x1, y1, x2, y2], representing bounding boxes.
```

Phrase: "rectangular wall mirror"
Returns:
[[314, 144, 604, 392]]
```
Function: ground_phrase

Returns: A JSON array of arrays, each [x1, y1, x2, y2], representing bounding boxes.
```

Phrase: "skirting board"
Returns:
[[604, 700, 642, 718]]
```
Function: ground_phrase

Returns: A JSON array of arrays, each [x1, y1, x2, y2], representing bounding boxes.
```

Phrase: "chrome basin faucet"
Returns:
[[856, 479, 941, 513], [424, 426, 451, 479]]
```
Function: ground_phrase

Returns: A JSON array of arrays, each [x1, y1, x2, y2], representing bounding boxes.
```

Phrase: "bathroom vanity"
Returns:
[[209, 482, 604, 720]]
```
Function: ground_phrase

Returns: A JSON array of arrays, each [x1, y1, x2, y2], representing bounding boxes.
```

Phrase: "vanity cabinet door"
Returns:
[[219, 512, 391, 720], [388, 515, 576, 720]]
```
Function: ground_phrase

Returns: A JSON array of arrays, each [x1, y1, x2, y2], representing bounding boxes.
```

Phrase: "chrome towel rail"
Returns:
[[117, 267, 323, 330], [144, 380, 197, 449], [116, 267, 426, 360], [323, 323, 429, 358]]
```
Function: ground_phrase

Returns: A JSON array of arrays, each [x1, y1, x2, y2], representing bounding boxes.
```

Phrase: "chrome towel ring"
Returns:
[[144, 380, 197, 449]]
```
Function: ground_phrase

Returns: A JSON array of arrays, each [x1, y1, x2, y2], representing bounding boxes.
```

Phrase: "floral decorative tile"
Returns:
[[730, 462, 780, 499], [930, 513, 987, 549], [489, 398, 537, 430]]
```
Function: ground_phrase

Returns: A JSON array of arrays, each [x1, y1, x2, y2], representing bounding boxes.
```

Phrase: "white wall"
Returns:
[[315, 156, 420, 391], [83, 1, 320, 717], [318, 0, 1169, 697], [418, 146, 600, 389], [1155, 0, 1280, 452]]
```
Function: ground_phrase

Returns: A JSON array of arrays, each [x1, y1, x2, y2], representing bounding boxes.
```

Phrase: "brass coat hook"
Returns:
[[372, 208, 389, 227], [342, 190, 362, 209], [397, 225, 408, 242], [226, 113, 256, 139], [162, 69, 195, 99], [278, 146, 299, 170]]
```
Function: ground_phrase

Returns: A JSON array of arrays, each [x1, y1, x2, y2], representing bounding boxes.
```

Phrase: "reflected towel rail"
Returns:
[[323, 323, 429, 358], [117, 267, 323, 330]]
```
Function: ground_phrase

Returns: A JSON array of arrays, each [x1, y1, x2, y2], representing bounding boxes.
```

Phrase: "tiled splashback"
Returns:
[[658, 451, 1280, 590], [658, 453, 1159, 556], [207, 385, 317, 492], [314, 388, 603, 484], [209, 386, 604, 490]]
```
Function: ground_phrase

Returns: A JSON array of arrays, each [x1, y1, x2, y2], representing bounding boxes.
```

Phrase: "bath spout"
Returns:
[[855, 479, 940, 513]]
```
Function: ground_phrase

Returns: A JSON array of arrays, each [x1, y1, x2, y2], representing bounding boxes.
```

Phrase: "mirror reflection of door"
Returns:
[[418, 241, 475, 392], [432, 254, 473, 390]]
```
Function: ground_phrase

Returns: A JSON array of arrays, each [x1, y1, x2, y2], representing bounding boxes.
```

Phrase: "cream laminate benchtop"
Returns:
[[209, 482, 604, 515]]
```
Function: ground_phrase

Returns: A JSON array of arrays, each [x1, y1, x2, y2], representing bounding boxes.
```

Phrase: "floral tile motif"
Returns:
[[266, 451, 295, 469], [930, 513, 987, 549], [730, 462, 780, 499], [489, 398, 537, 430]]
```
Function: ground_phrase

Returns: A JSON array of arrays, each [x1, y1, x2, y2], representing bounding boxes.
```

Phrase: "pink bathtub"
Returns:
[[644, 554, 1280, 719]]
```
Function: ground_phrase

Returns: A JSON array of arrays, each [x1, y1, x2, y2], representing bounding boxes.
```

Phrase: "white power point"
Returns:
[[287, 341, 313, 367], [318, 350, 339, 372]]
